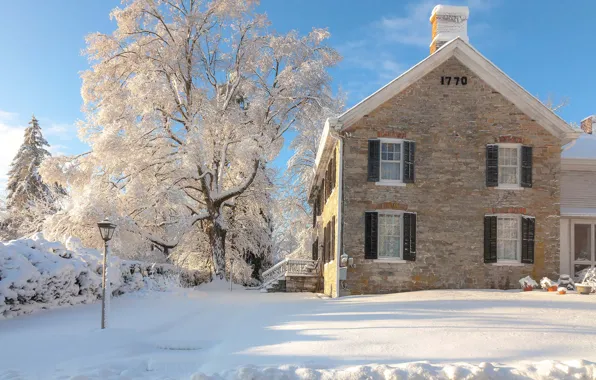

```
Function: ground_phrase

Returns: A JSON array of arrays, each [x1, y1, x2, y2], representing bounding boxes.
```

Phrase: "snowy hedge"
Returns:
[[0, 234, 207, 319]]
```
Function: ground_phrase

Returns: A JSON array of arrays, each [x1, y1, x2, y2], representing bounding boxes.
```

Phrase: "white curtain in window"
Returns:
[[499, 147, 518, 185], [381, 143, 400, 180], [378, 214, 401, 258], [497, 216, 519, 260]]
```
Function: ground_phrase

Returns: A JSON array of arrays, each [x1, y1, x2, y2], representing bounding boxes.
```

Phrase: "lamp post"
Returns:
[[97, 218, 117, 329]]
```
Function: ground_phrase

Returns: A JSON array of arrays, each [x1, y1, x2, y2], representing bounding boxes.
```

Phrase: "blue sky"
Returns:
[[1, 0, 595, 192]]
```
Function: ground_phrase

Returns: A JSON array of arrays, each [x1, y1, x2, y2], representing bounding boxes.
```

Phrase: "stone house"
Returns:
[[308, 5, 582, 297]]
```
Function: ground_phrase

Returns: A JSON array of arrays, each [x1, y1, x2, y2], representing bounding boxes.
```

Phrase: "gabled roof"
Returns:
[[309, 37, 582, 201], [336, 38, 580, 143]]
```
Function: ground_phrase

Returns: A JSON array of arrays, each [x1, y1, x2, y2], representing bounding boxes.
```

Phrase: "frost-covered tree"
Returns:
[[275, 96, 344, 259], [6, 116, 51, 211], [41, 0, 340, 277], [2, 116, 63, 239]]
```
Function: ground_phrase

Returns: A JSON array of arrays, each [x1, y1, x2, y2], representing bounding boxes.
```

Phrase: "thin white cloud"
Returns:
[[0, 110, 18, 122], [376, 0, 436, 47], [338, 0, 499, 105], [44, 122, 78, 141]]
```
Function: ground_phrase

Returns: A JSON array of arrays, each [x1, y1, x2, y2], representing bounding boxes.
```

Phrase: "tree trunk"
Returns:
[[206, 221, 227, 279]]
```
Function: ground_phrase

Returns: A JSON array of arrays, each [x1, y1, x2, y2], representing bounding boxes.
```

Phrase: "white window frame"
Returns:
[[570, 220, 596, 280], [375, 210, 405, 262], [495, 143, 522, 190], [377, 138, 405, 186], [486, 213, 523, 264]]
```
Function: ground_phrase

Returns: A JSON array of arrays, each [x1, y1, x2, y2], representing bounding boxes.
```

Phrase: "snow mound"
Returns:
[[191, 360, 596, 380], [0, 234, 206, 319]]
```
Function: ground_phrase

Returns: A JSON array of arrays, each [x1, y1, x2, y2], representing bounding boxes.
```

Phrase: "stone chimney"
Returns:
[[580, 115, 594, 134], [430, 5, 469, 54]]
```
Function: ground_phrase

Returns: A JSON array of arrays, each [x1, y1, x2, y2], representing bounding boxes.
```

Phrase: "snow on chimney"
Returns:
[[430, 5, 469, 54], [580, 115, 594, 134]]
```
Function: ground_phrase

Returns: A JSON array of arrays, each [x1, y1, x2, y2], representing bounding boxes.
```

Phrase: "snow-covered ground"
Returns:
[[1, 282, 596, 379]]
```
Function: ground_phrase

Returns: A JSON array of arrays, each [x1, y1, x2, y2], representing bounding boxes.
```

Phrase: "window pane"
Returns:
[[498, 147, 519, 185], [574, 224, 591, 261], [378, 214, 401, 258], [381, 143, 400, 162], [381, 162, 400, 180], [499, 167, 517, 185], [497, 216, 519, 261]]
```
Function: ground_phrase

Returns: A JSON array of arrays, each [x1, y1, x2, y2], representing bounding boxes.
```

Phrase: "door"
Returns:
[[571, 221, 596, 281]]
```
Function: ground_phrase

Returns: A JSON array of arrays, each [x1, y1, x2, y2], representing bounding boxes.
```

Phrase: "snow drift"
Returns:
[[0, 234, 206, 319], [190, 361, 596, 380]]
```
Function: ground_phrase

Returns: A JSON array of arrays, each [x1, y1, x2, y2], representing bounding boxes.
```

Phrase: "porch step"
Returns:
[[261, 279, 286, 293]]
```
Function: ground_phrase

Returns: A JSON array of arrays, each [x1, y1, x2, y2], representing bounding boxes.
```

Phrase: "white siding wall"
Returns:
[[561, 170, 596, 208]]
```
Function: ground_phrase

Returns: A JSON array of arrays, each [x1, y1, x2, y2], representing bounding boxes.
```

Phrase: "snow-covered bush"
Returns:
[[0, 234, 207, 319], [578, 268, 596, 291]]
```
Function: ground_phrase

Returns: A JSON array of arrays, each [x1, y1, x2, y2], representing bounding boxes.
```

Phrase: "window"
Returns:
[[572, 222, 596, 282], [368, 139, 415, 184], [484, 214, 535, 264], [378, 213, 401, 258], [486, 144, 532, 188], [381, 142, 401, 181], [498, 146, 519, 186], [364, 211, 416, 261], [497, 215, 520, 261]]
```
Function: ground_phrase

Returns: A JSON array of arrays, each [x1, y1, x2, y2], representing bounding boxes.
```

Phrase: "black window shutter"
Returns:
[[484, 216, 497, 263], [325, 224, 330, 263], [404, 141, 415, 183], [522, 216, 535, 264], [312, 238, 318, 261], [332, 152, 336, 190], [364, 212, 378, 259], [368, 140, 380, 182], [486, 145, 499, 187], [521, 146, 533, 188], [331, 216, 336, 262], [322, 225, 327, 263], [403, 212, 417, 261]]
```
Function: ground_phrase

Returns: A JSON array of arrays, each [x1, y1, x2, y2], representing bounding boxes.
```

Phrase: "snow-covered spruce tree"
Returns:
[[2, 116, 63, 239], [6, 116, 51, 211], [41, 0, 340, 278]]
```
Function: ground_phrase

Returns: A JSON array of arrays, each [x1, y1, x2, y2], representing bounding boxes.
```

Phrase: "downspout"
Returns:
[[329, 127, 343, 298]]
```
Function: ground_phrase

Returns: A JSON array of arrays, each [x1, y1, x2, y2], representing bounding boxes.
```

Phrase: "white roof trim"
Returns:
[[336, 38, 581, 145], [309, 118, 338, 200]]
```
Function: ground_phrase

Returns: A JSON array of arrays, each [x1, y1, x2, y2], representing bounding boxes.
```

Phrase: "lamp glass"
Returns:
[[97, 219, 117, 242]]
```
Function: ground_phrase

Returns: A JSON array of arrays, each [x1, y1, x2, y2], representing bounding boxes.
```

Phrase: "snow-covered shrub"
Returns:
[[578, 268, 596, 291], [518, 276, 538, 289], [0, 234, 206, 319], [540, 277, 556, 290]]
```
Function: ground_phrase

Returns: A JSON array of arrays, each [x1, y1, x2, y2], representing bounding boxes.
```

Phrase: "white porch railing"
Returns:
[[261, 258, 318, 287]]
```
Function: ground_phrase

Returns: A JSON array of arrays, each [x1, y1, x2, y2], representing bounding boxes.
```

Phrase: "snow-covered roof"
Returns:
[[562, 133, 596, 159]]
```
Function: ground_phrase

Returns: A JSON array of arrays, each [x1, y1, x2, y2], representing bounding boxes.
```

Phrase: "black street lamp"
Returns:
[[97, 218, 117, 329]]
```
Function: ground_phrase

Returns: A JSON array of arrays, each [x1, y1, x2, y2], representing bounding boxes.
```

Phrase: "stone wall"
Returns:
[[341, 57, 561, 295], [286, 275, 318, 293], [314, 143, 340, 297]]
